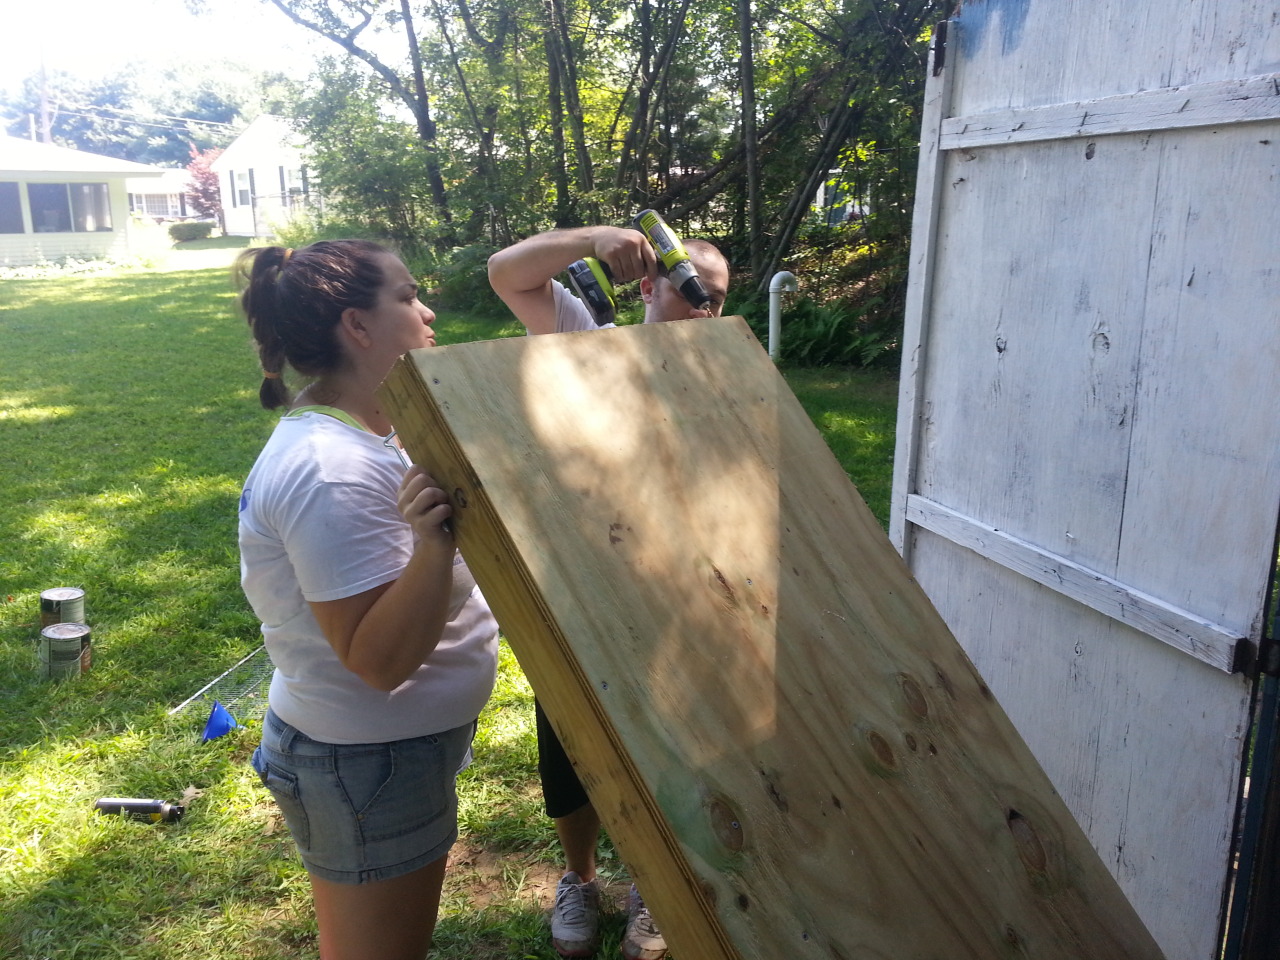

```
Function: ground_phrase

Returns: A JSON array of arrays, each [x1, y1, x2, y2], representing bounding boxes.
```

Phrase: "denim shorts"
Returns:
[[252, 708, 476, 884]]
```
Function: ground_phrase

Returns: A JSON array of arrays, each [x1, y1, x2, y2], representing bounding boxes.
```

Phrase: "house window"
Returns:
[[141, 194, 177, 217], [27, 183, 113, 233], [236, 171, 250, 206], [0, 182, 22, 233]]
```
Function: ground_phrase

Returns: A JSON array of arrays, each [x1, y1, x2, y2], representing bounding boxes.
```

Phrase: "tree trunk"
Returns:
[[614, 0, 653, 202], [549, 0, 594, 199], [399, 0, 452, 224], [429, 0, 503, 240], [543, 9, 573, 226], [738, 0, 762, 277]]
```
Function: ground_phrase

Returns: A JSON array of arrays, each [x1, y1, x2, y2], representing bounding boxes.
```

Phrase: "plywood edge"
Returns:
[[379, 353, 742, 960]]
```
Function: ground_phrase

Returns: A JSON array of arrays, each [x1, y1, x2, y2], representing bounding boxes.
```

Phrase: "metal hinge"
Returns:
[[932, 20, 949, 76], [1256, 636, 1280, 679]]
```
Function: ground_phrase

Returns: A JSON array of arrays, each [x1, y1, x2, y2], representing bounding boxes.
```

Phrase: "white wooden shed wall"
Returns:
[[211, 116, 311, 238], [892, 2, 1280, 958]]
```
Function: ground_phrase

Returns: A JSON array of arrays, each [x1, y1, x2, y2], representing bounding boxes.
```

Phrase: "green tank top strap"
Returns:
[[285, 405, 367, 432]]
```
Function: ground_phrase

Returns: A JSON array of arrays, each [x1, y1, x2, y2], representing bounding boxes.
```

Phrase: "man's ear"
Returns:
[[639, 276, 655, 303], [340, 306, 373, 348]]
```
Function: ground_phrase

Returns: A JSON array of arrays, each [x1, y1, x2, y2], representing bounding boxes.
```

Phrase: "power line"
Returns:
[[44, 109, 228, 135], [66, 102, 236, 128]]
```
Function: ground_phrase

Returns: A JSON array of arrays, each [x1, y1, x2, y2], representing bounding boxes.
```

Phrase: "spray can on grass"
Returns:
[[94, 798, 185, 823]]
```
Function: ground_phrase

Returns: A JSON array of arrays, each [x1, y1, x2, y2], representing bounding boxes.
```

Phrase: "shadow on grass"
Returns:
[[171, 236, 254, 252]]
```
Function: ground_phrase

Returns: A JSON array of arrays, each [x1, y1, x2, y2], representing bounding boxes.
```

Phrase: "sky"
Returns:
[[0, 0, 328, 95]]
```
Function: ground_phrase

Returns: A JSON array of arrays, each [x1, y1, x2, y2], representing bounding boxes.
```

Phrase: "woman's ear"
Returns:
[[639, 276, 655, 303], [339, 306, 374, 349]]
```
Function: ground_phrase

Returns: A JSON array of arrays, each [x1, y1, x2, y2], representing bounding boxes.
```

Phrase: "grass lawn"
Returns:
[[0, 242, 898, 959]]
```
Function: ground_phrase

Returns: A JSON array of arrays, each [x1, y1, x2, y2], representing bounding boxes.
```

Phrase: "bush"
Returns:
[[168, 220, 215, 242], [432, 243, 506, 315], [734, 292, 899, 368], [270, 212, 383, 249]]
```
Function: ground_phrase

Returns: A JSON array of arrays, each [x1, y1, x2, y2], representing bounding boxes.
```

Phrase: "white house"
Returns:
[[126, 167, 192, 221], [211, 115, 315, 238], [0, 135, 163, 266]]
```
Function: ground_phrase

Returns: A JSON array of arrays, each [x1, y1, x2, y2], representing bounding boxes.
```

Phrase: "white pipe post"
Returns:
[[768, 271, 798, 361]]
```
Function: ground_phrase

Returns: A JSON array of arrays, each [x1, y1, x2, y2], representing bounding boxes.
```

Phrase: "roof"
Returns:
[[211, 115, 305, 171], [125, 168, 191, 193], [0, 136, 164, 176]]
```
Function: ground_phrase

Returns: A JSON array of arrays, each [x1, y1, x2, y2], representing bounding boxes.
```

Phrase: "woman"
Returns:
[[235, 240, 498, 959]]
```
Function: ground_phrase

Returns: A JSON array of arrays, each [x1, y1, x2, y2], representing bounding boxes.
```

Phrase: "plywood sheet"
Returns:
[[379, 316, 1163, 960]]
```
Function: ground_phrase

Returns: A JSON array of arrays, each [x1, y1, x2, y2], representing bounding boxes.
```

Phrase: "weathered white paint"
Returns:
[[890, 26, 954, 554], [943, 73, 1280, 150], [893, 3, 1279, 958], [906, 494, 1244, 672], [907, 527, 1250, 957]]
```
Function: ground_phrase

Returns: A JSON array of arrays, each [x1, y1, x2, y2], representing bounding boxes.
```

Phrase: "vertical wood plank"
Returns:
[[891, 22, 956, 556]]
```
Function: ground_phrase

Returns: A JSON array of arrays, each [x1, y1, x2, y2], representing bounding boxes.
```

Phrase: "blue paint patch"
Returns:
[[239, 488, 250, 512], [957, 0, 1031, 57]]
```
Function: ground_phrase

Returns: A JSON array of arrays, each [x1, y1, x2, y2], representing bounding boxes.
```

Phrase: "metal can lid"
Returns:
[[41, 622, 91, 640], [40, 587, 85, 601]]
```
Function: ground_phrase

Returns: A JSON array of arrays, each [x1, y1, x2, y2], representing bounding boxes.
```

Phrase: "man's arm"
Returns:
[[487, 226, 658, 334]]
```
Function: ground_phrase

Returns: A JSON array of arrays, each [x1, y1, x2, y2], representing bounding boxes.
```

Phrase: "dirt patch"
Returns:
[[446, 841, 634, 914]]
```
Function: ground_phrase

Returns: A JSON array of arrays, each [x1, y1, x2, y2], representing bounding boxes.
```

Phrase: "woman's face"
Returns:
[[362, 253, 437, 356]]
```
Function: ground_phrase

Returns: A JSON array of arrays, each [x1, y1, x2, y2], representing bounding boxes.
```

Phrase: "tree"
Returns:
[[0, 61, 260, 165], [266, 0, 453, 226], [258, 0, 947, 360], [185, 145, 225, 232]]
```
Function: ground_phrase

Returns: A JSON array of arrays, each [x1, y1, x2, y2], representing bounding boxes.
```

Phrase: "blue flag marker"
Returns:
[[202, 700, 239, 741]]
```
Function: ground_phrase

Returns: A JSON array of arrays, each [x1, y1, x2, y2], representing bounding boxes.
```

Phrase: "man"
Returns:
[[488, 225, 731, 960]]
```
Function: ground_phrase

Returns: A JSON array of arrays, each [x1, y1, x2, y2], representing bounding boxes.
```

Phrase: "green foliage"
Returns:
[[257, 0, 942, 376], [0, 61, 265, 165], [735, 291, 899, 369], [293, 62, 440, 255], [167, 221, 216, 242], [433, 244, 506, 315], [268, 211, 385, 249]]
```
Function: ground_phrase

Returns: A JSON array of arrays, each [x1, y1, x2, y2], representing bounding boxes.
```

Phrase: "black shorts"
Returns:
[[534, 698, 590, 819]]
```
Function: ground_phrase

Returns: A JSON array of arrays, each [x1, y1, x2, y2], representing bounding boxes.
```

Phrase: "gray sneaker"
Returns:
[[551, 871, 601, 958], [622, 885, 667, 960]]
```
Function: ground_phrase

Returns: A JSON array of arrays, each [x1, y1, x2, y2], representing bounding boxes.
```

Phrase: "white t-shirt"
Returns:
[[238, 411, 498, 744], [552, 279, 616, 333]]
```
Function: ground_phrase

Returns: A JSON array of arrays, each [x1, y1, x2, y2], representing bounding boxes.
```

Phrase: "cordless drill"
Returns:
[[565, 209, 712, 325]]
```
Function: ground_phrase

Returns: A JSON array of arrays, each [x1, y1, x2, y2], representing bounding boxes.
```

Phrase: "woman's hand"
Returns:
[[312, 465, 457, 690], [397, 465, 454, 544]]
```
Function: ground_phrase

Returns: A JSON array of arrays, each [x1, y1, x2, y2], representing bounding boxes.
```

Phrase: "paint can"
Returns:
[[38, 622, 92, 679], [40, 587, 86, 628]]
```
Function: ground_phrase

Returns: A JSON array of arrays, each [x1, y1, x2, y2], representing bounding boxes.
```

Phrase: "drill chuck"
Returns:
[[667, 261, 711, 310]]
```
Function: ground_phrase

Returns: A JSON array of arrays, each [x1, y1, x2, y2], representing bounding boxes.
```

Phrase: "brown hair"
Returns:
[[234, 239, 390, 410]]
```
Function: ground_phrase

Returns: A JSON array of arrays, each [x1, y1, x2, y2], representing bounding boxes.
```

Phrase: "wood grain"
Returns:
[[380, 316, 1163, 960]]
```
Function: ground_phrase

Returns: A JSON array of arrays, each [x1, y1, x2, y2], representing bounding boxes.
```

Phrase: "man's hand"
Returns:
[[488, 225, 658, 334], [590, 226, 657, 285]]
